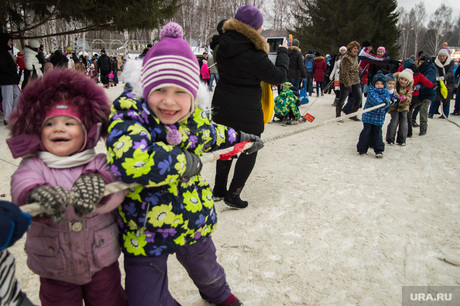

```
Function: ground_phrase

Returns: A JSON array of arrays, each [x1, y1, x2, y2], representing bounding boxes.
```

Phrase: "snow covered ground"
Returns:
[[2, 83, 460, 305]]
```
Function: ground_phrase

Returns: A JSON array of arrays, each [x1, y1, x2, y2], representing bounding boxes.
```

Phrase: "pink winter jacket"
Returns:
[[11, 154, 126, 285]]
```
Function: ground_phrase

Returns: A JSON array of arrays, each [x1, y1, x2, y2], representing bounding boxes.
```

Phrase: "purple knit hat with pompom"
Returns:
[[141, 22, 200, 101]]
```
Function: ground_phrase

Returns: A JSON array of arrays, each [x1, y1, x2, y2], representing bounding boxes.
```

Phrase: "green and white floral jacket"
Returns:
[[106, 89, 239, 257]]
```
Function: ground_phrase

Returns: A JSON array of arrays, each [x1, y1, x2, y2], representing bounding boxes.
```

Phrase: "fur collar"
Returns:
[[288, 46, 301, 53], [222, 18, 269, 53], [314, 56, 325, 61], [434, 56, 452, 68]]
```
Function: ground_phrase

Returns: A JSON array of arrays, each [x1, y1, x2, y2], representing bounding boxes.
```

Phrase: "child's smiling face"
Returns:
[[147, 86, 193, 125], [399, 77, 409, 87], [387, 81, 395, 91], [41, 116, 85, 156]]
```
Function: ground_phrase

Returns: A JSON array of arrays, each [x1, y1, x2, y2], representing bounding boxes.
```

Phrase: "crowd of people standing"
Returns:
[[285, 38, 458, 158], [1, 36, 123, 125]]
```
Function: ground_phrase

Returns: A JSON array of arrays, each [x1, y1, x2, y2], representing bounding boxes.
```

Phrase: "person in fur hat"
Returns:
[[211, 4, 288, 208], [386, 68, 414, 146], [357, 72, 392, 158], [107, 22, 260, 306], [7, 69, 127, 306]]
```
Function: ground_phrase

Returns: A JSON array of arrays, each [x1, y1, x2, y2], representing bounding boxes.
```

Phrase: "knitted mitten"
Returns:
[[27, 185, 71, 223], [71, 174, 105, 217]]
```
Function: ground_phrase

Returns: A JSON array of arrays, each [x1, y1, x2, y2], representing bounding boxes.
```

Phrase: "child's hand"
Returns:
[[27, 185, 71, 223], [71, 174, 106, 217], [390, 96, 400, 106], [182, 150, 203, 179], [239, 131, 264, 154]]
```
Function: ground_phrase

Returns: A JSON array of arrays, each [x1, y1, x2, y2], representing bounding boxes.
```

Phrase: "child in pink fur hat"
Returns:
[[6, 69, 127, 306]]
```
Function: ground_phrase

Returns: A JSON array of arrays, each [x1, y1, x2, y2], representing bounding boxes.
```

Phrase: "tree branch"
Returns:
[[15, 23, 115, 39]]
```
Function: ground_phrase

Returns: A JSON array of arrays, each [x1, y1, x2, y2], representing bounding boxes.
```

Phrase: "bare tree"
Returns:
[[426, 4, 454, 55], [410, 1, 426, 56]]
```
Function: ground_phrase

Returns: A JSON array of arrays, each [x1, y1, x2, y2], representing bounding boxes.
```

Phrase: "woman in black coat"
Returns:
[[211, 5, 288, 208]]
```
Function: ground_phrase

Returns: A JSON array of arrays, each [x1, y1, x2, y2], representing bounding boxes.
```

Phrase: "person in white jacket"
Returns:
[[22, 39, 42, 89], [330, 46, 347, 106]]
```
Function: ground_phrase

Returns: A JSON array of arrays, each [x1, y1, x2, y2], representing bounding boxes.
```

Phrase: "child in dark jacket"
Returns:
[[357, 72, 392, 158], [106, 22, 263, 306]]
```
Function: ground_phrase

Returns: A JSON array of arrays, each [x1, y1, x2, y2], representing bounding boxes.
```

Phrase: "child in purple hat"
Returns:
[[107, 22, 264, 306]]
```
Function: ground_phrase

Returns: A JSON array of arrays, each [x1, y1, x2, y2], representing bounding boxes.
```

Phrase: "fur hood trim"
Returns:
[[434, 56, 452, 68], [122, 58, 211, 112], [288, 46, 301, 53], [8, 69, 111, 138], [314, 56, 325, 61], [222, 18, 269, 53]]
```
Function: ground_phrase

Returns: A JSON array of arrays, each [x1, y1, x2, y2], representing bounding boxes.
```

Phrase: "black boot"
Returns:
[[419, 129, 426, 136], [224, 188, 248, 209], [332, 98, 339, 107], [335, 106, 342, 118]]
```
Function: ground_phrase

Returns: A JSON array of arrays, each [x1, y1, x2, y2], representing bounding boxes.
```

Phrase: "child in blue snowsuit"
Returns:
[[357, 72, 392, 158]]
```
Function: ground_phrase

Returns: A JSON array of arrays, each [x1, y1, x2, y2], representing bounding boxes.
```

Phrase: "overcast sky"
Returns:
[[397, 0, 460, 18]]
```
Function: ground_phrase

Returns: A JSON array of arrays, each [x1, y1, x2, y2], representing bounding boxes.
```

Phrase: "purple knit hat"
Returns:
[[235, 5, 263, 30], [141, 22, 200, 101]]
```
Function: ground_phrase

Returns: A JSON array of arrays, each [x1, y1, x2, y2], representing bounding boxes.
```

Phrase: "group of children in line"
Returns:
[[357, 67, 422, 158], [2, 21, 261, 306]]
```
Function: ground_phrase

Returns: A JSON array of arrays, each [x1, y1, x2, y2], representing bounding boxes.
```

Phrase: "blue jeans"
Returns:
[[124, 237, 231, 306], [336, 83, 362, 116], [0, 84, 20, 122], [429, 99, 451, 117], [285, 78, 300, 96], [357, 123, 384, 154], [209, 73, 220, 91], [305, 77, 314, 95], [316, 81, 324, 96]]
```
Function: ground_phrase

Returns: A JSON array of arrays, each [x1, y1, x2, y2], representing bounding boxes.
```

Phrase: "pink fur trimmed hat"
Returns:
[[9, 69, 110, 138]]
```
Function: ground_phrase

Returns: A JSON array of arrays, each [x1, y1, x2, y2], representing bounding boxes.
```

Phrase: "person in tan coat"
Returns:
[[336, 41, 362, 121]]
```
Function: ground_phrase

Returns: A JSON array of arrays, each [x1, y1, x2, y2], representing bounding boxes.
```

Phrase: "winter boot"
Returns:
[[335, 106, 342, 118], [224, 188, 248, 209], [332, 97, 339, 107]]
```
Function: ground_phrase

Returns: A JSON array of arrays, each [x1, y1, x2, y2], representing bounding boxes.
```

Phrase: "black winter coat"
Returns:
[[287, 46, 307, 79], [0, 35, 19, 85], [212, 18, 288, 135], [98, 54, 111, 72]]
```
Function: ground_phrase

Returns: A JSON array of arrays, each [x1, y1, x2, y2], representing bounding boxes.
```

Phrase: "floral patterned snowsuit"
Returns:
[[106, 90, 239, 257]]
